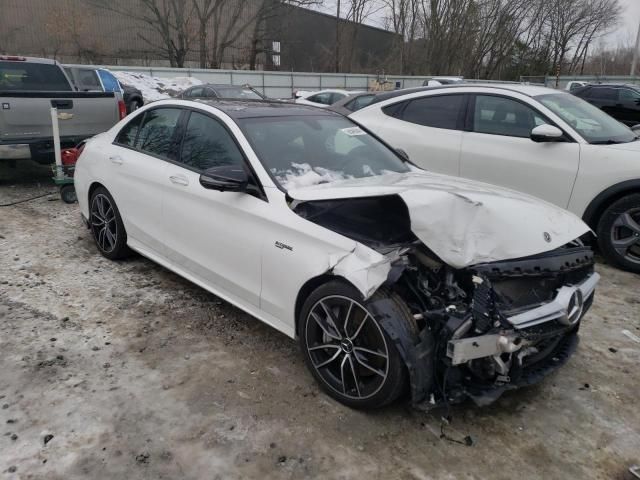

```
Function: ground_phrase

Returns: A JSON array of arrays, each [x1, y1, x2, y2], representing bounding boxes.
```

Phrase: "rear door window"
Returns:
[[591, 87, 617, 101], [186, 87, 204, 98], [399, 94, 465, 129], [179, 111, 244, 171], [307, 92, 333, 105], [136, 108, 182, 159], [619, 88, 640, 103], [115, 113, 145, 147], [0, 61, 72, 91], [346, 94, 375, 111]]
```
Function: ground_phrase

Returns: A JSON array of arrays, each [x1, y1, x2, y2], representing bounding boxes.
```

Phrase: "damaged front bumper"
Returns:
[[447, 271, 599, 365], [393, 244, 599, 410]]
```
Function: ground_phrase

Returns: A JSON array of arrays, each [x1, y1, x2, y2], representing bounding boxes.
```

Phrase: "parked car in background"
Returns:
[[0, 56, 125, 164], [349, 84, 640, 272], [295, 89, 361, 108], [422, 76, 465, 86], [565, 80, 589, 92], [180, 84, 266, 101], [121, 83, 144, 113], [329, 87, 437, 116], [65, 66, 143, 114], [75, 98, 597, 410], [573, 83, 640, 127]]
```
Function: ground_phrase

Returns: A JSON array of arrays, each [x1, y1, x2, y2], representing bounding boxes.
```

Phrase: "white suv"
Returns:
[[350, 85, 640, 272]]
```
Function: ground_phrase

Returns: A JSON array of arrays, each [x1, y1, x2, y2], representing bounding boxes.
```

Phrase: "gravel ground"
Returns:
[[1, 161, 639, 479]]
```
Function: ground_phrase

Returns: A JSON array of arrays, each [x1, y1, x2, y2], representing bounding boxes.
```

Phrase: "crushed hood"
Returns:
[[289, 171, 590, 269]]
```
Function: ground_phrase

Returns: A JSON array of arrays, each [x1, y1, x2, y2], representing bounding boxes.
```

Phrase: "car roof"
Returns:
[[584, 83, 639, 88], [189, 99, 341, 119], [364, 83, 563, 102]]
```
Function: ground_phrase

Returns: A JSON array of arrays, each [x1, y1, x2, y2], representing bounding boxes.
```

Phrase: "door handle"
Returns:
[[169, 175, 189, 186], [109, 155, 123, 165]]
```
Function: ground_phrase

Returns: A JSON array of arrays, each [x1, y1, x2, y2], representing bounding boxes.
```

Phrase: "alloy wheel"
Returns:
[[610, 208, 640, 265], [304, 295, 389, 400], [90, 193, 118, 253]]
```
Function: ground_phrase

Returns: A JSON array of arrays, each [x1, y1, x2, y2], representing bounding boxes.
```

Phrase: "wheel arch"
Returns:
[[88, 181, 107, 205], [294, 274, 361, 338], [582, 179, 640, 229]]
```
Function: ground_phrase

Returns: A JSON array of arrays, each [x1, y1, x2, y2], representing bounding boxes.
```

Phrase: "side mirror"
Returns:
[[199, 165, 248, 192], [395, 148, 410, 161], [530, 124, 564, 143]]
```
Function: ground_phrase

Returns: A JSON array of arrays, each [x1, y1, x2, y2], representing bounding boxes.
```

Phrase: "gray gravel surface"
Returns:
[[1, 162, 639, 479]]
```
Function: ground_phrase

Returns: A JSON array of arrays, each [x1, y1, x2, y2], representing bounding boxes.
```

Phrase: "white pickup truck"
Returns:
[[0, 56, 125, 164]]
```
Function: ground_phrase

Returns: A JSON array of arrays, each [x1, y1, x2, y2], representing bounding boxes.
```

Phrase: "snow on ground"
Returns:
[[111, 71, 203, 103]]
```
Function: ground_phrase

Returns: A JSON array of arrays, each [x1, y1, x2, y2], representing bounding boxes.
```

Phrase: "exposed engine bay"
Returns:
[[294, 194, 598, 407]]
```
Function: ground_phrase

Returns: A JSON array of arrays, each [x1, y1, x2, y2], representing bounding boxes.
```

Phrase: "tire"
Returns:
[[89, 187, 131, 260], [60, 184, 77, 204], [128, 99, 142, 114], [596, 193, 640, 273], [298, 280, 411, 409]]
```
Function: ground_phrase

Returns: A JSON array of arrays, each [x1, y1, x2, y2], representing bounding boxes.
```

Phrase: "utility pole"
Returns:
[[335, 0, 341, 73], [632, 20, 640, 77]]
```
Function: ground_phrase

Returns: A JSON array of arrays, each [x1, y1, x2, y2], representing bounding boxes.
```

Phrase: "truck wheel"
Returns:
[[597, 193, 640, 273], [128, 99, 143, 113], [89, 187, 130, 260], [60, 185, 77, 204], [298, 280, 411, 409]]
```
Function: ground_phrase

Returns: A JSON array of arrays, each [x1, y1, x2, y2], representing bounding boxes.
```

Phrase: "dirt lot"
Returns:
[[1, 162, 639, 480]]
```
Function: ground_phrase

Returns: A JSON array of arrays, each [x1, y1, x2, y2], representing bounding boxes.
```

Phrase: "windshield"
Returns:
[[215, 86, 263, 100], [238, 115, 410, 189], [535, 93, 636, 144]]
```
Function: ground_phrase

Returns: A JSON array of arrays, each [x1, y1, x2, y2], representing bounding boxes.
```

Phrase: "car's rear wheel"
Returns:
[[298, 280, 410, 409], [597, 193, 640, 273], [89, 186, 130, 260]]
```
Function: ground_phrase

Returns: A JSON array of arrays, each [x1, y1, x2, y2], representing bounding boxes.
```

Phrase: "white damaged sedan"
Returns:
[[75, 99, 599, 409]]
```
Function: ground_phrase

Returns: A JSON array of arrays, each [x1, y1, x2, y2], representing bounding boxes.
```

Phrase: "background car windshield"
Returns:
[[239, 115, 410, 189], [215, 86, 263, 100], [536, 93, 636, 144]]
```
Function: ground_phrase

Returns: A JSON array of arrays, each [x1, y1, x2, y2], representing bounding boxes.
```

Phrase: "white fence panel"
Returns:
[[66, 63, 436, 97]]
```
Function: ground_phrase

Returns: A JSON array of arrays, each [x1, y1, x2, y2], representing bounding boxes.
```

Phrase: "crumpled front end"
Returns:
[[379, 241, 598, 408], [288, 173, 598, 407]]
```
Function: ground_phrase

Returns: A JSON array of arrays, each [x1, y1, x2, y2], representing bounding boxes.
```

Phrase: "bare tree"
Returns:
[[91, 0, 198, 67]]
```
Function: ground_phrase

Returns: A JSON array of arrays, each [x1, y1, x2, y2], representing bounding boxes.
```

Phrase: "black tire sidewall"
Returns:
[[89, 187, 130, 260], [60, 185, 77, 204], [597, 193, 640, 273], [298, 280, 408, 409]]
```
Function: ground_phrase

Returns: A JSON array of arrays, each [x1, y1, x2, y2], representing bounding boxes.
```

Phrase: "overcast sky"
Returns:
[[313, 0, 640, 48], [608, 0, 640, 46]]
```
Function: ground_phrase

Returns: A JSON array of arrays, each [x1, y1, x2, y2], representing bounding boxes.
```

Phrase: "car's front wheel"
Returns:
[[298, 281, 411, 409], [89, 186, 130, 260], [597, 193, 640, 273]]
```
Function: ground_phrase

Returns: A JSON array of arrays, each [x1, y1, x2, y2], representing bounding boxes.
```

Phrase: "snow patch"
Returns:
[[111, 71, 202, 103], [276, 163, 353, 189]]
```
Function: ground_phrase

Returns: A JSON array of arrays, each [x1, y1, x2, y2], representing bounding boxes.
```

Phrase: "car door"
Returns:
[[371, 93, 467, 176], [109, 107, 181, 256], [162, 109, 266, 307], [459, 94, 580, 208], [617, 88, 640, 126]]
